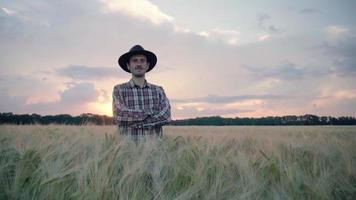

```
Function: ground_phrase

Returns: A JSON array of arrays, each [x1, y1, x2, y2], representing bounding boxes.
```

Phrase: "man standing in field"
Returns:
[[112, 44, 172, 143]]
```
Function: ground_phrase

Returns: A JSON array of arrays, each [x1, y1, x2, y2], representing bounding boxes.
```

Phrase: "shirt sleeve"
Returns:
[[112, 85, 149, 123], [132, 86, 172, 128]]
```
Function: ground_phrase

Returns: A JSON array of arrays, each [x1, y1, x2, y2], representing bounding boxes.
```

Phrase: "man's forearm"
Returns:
[[131, 118, 171, 128], [131, 110, 171, 128], [113, 99, 149, 123], [115, 109, 151, 126]]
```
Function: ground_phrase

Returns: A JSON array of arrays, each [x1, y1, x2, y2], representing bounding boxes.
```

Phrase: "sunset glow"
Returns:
[[1, 0, 355, 118]]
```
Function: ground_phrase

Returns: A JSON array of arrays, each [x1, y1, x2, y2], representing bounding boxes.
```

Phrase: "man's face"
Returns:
[[127, 54, 150, 77]]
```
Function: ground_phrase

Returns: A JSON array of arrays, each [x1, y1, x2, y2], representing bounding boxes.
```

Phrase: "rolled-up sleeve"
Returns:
[[154, 86, 172, 122], [112, 86, 148, 123]]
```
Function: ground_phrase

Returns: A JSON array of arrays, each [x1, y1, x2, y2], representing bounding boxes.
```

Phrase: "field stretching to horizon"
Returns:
[[0, 125, 355, 199]]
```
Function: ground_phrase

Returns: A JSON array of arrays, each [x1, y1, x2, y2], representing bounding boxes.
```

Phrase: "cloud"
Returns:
[[1, 7, 16, 16], [59, 82, 99, 105], [266, 25, 279, 34], [210, 28, 240, 36], [299, 8, 319, 15], [258, 34, 271, 41], [56, 65, 124, 80], [0, 73, 62, 103], [212, 28, 240, 45], [0, 82, 101, 115], [0, 4, 51, 29], [257, 13, 271, 24], [173, 24, 191, 33], [325, 26, 349, 42], [320, 29, 356, 77], [196, 28, 240, 45], [245, 62, 307, 81], [100, 0, 241, 46], [0, 6, 30, 21], [256, 13, 281, 35], [0, 88, 27, 113], [171, 94, 290, 104], [100, 0, 174, 25], [310, 89, 356, 116], [100, 0, 241, 47], [172, 105, 254, 119], [197, 31, 209, 38]]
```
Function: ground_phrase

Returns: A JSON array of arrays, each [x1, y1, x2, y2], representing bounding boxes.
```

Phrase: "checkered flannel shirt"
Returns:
[[112, 78, 172, 142]]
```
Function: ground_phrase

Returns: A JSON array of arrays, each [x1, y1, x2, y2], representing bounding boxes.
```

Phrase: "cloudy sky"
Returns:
[[1, 0, 356, 119]]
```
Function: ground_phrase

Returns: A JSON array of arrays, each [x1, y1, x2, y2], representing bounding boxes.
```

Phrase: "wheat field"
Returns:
[[0, 125, 355, 199]]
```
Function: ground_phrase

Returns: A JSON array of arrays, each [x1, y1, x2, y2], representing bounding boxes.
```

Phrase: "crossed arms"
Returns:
[[112, 86, 172, 128]]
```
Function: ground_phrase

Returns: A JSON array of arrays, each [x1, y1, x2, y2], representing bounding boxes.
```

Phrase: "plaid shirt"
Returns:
[[112, 78, 172, 142]]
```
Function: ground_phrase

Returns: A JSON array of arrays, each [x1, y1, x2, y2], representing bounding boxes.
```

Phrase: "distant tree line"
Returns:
[[170, 115, 356, 125], [1, 112, 355, 125], [0, 113, 113, 125]]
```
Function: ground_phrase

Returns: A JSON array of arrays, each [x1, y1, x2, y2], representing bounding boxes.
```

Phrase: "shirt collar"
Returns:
[[129, 78, 150, 89]]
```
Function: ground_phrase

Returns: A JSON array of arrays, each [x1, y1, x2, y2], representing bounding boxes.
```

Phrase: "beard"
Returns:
[[133, 73, 145, 78]]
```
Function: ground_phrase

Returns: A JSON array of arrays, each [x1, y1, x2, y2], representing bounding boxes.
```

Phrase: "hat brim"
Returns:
[[118, 50, 157, 73]]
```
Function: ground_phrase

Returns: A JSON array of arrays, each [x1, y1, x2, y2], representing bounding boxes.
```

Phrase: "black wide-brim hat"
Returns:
[[118, 45, 157, 73]]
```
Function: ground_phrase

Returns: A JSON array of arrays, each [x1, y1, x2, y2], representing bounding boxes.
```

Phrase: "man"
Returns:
[[112, 45, 172, 143]]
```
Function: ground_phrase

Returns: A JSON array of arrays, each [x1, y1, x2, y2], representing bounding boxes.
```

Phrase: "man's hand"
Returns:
[[131, 109, 156, 128], [143, 109, 155, 118]]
